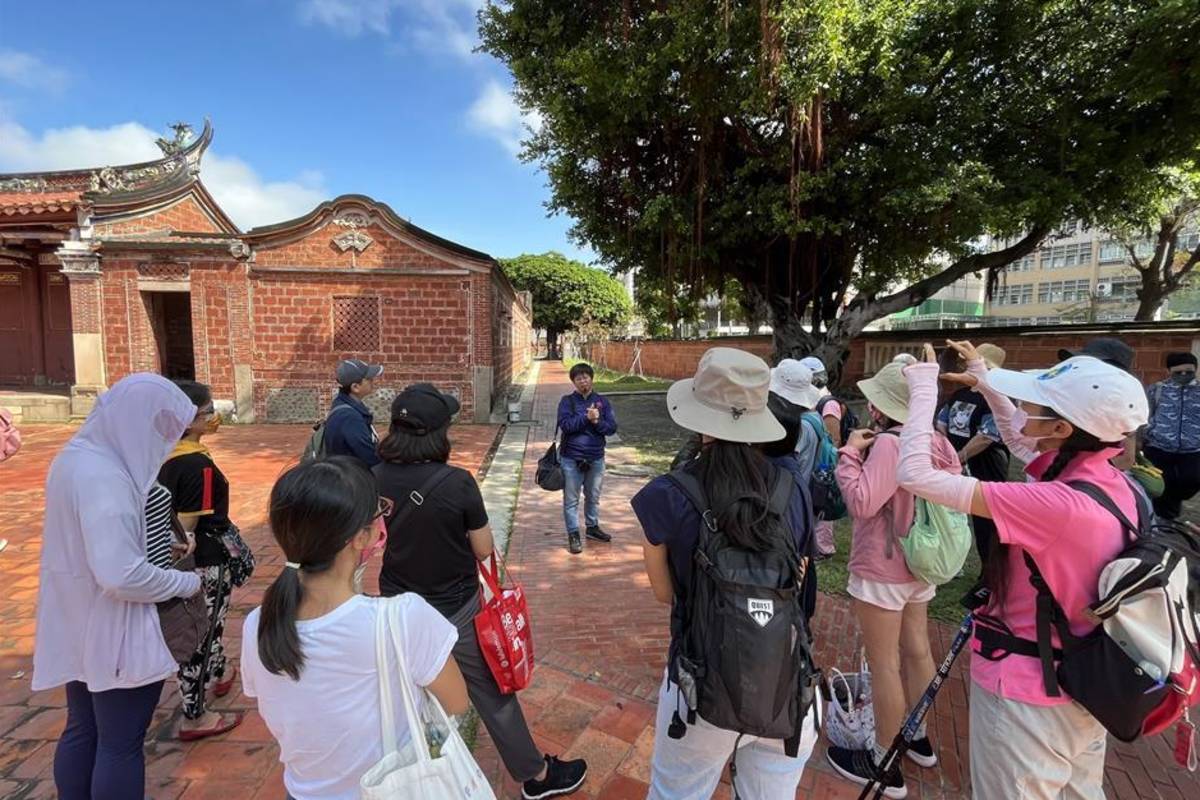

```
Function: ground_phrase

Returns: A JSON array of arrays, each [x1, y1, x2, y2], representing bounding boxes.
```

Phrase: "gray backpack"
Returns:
[[665, 465, 820, 755], [301, 405, 355, 463]]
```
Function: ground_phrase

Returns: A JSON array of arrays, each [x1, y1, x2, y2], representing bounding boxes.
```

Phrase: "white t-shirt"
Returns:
[[241, 593, 457, 800]]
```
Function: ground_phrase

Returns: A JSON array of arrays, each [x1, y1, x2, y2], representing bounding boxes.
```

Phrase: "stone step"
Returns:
[[0, 391, 72, 423]]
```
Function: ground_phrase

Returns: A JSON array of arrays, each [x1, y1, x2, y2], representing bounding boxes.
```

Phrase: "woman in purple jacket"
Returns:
[[557, 363, 618, 554]]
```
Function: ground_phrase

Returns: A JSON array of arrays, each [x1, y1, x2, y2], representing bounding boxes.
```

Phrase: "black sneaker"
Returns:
[[826, 745, 906, 799], [522, 754, 587, 799], [585, 525, 612, 543], [567, 531, 583, 554], [905, 736, 937, 768]]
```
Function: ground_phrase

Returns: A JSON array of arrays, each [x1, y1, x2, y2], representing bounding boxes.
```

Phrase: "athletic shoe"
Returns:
[[905, 736, 938, 768], [585, 525, 612, 543], [522, 754, 587, 799], [567, 531, 583, 554], [826, 745, 907, 799]]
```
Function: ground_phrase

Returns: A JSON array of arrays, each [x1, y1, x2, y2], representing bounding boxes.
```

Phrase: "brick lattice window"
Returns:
[[332, 296, 380, 352]]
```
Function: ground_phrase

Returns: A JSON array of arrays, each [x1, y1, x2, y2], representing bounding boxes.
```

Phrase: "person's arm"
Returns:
[[896, 358, 990, 518], [957, 434, 994, 464], [557, 395, 590, 434], [822, 406, 843, 447], [84, 498, 202, 602], [468, 525, 494, 561], [594, 397, 618, 436], [426, 657, 470, 716], [346, 418, 381, 467], [834, 432, 900, 519], [935, 405, 950, 437], [642, 541, 674, 605]]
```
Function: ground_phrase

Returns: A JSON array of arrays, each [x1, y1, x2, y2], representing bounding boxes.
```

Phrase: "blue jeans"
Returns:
[[54, 679, 164, 800], [561, 455, 605, 533]]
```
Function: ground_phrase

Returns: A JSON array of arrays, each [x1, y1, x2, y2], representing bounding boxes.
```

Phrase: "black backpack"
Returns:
[[664, 464, 821, 755], [816, 395, 858, 445]]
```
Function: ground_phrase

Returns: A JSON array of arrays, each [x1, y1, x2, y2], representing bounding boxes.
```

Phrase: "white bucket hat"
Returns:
[[857, 362, 911, 424], [986, 356, 1149, 443], [668, 348, 786, 444], [769, 359, 823, 410], [799, 356, 827, 374]]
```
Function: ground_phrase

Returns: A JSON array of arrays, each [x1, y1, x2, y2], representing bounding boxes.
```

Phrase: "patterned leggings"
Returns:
[[178, 565, 233, 720]]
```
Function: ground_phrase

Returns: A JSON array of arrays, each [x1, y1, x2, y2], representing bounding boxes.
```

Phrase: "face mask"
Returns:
[[866, 402, 887, 429], [353, 517, 388, 594], [1172, 370, 1196, 386], [204, 415, 222, 434], [1011, 407, 1060, 447]]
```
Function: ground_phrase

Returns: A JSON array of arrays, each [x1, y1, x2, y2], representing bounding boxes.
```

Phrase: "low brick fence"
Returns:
[[583, 321, 1200, 389]]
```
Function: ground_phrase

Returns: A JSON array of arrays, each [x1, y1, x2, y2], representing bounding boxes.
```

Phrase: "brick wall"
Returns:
[[247, 271, 477, 420], [490, 273, 533, 395], [95, 195, 225, 236], [586, 323, 1200, 389], [251, 223, 455, 269]]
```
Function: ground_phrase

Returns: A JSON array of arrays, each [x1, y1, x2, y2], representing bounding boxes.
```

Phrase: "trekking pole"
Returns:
[[857, 611, 975, 800]]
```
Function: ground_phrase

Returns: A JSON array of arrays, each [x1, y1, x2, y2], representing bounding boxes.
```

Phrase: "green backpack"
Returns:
[[901, 497, 972, 586]]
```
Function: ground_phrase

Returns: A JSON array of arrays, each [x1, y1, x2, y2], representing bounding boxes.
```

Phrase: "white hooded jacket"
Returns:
[[33, 374, 203, 692]]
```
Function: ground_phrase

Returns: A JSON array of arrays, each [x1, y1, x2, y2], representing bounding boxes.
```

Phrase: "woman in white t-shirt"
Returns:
[[241, 456, 469, 800]]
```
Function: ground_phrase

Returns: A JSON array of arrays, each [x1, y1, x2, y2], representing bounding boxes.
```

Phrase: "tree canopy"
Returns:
[[500, 252, 632, 351], [481, 0, 1200, 366]]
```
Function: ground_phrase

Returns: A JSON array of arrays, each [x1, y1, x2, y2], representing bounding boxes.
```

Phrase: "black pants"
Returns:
[[1144, 446, 1200, 520]]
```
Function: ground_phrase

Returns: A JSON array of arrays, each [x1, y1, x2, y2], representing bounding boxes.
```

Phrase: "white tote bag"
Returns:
[[824, 652, 875, 751], [359, 597, 496, 800]]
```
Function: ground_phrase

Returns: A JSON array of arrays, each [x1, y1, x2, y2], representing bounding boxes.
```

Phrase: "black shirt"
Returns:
[[158, 449, 231, 567], [373, 461, 489, 616], [940, 387, 1010, 483]]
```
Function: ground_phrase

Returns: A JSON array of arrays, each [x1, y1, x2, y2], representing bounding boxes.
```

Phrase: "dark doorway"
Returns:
[[146, 291, 196, 380]]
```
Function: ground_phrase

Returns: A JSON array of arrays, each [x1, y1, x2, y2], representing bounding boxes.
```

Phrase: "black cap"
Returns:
[[1058, 337, 1135, 372], [390, 383, 460, 434], [336, 359, 384, 388]]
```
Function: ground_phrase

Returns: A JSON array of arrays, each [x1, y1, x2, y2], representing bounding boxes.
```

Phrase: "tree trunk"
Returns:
[[547, 329, 561, 360], [1135, 281, 1166, 321]]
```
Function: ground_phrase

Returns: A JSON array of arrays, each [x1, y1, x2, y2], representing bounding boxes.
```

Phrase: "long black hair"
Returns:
[[984, 418, 1109, 608], [258, 456, 378, 680], [695, 440, 777, 552]]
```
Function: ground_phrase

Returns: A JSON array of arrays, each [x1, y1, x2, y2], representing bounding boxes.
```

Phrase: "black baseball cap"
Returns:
[[336, 359, 384, 388], [390, 383, 460, 434], [1058, 337, 1135, 373]]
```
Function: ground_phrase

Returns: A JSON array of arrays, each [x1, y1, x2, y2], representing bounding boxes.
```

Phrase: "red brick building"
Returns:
[[0, 121, 532, 422]]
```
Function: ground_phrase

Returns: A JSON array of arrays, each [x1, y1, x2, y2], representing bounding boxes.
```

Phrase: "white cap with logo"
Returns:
[[985, 356, 1149, 443]]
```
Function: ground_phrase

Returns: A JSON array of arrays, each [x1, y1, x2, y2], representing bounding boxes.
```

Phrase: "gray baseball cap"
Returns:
[[336, 359, 383, 388]]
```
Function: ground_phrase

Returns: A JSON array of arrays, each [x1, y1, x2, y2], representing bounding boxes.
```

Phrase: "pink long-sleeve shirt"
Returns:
[[836, 428, 961, 584]]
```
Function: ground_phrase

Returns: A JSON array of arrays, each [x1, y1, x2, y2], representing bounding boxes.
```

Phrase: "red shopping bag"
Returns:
[[474, 554, 534, 694]]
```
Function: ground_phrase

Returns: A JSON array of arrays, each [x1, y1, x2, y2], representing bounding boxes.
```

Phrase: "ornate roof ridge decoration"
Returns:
[[241, 193, 495, 264], [0, 119, 214, 196]]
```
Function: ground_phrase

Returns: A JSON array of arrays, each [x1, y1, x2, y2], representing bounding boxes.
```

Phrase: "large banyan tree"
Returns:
[[480, 1, 1200, 371]]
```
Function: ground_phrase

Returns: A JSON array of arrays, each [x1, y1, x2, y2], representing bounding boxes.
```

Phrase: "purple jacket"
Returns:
[[557, 392, 617, 461]]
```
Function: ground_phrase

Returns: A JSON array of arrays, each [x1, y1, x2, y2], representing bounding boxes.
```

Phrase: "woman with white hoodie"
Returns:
[[33, 374, 203, 800]]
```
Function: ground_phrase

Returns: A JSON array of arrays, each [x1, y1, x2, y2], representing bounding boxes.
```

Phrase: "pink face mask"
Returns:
[[353, 505, 391, 592], [1011, 407, 1059, 447]]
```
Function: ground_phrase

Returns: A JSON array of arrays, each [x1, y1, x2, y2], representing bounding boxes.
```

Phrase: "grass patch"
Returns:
[[607, 394, 691, 474], [563, 358, 673, 394], [816, 518, 981, 626]]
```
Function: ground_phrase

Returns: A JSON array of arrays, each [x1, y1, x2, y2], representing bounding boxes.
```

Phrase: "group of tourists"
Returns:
[[19, 336, 1200, 800]]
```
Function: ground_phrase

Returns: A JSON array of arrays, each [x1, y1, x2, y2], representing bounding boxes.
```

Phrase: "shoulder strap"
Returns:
[[326, 403, 356, 424], [767, 465, 793, 515], [1066, 479, 1142, 543], [665, 468, 714, 523], [390, 464, 456, 529]]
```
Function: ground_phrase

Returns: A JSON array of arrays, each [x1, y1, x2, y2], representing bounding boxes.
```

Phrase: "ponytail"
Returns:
[[257, 456, 377, 680], [259, 567, 305, 680]]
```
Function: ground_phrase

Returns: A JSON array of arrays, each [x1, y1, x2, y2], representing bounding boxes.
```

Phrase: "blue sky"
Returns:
[[0, 0, 593, 261]]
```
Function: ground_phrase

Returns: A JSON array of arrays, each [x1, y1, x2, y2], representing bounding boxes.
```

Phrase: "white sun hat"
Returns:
[[667, 348, 786, 444], [769, 359, 823, 410], [799, 356, 827, 374], [985, 356, 1149, 443]]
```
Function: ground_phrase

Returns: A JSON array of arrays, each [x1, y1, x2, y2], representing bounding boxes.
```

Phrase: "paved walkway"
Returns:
[[0, 422, 501, 800], [470, 361, 1200, 800]]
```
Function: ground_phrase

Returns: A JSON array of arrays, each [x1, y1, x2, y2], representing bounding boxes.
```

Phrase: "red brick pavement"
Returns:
[[0, 422, 500, 800], [471, 361, 1200, 799]]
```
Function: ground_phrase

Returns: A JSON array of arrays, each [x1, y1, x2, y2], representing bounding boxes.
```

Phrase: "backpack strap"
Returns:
[[389, 464, 456, 530], [665, 468, 718, 535]]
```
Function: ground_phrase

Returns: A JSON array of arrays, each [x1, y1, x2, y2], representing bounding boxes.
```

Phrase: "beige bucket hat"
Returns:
[[857, 361, 911, 424], [976, 343, 1006, 369], [667, 347, 786, 443]]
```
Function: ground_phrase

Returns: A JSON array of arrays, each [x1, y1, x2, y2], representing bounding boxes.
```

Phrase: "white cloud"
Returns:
[[0, 49, 69, 92], [299, 0, 484, 61], [0, 119, 326, 230], [467, 80, 542, 155]]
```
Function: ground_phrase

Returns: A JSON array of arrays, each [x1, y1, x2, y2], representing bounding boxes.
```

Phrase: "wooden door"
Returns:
[[0, 264, 36, 385], [40, 268, 74, 384]]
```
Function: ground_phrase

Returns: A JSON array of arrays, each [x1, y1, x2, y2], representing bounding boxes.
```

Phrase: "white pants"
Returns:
[[648, 673, 818, 800], [969, 681, 1107, 800]]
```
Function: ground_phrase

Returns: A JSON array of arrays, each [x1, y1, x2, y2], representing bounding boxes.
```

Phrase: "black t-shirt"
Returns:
[[940, 387, 1010, 483], [373, 461, 489, 616], [158, 450, 231, 567]]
